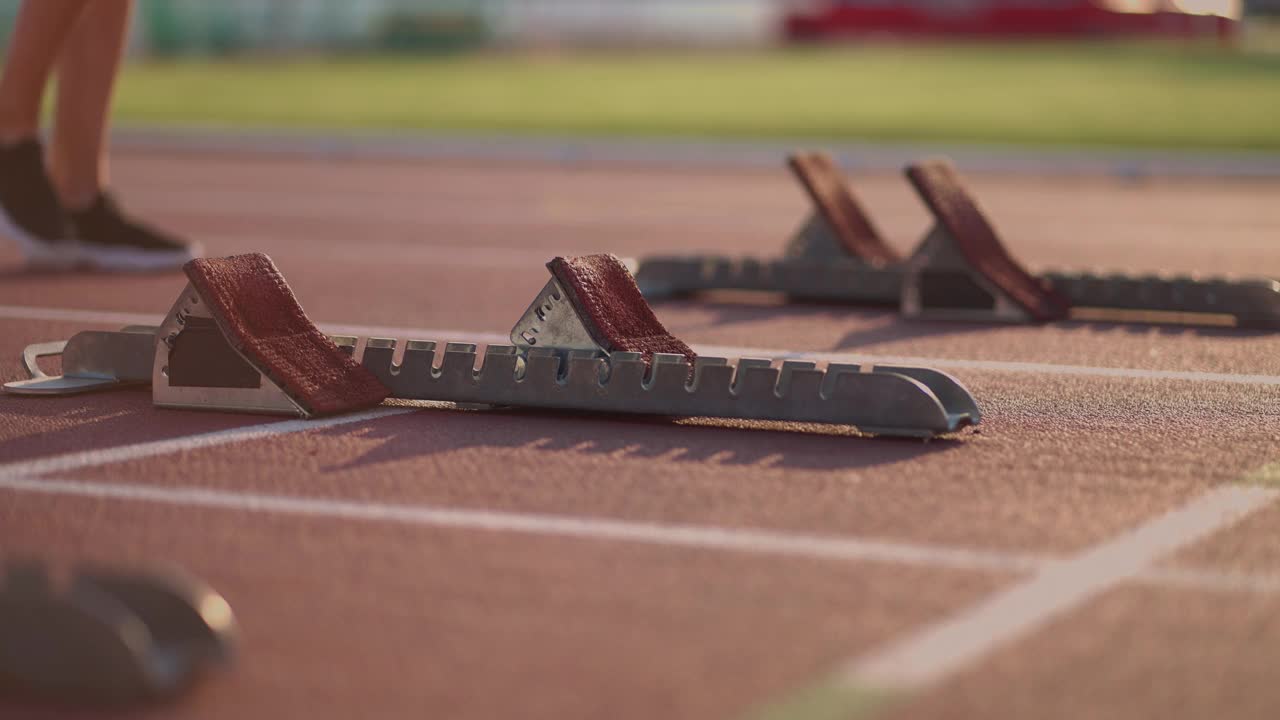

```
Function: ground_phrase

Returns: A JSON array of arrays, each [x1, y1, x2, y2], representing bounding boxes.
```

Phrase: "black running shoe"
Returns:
[[0, 139, 76, 268], [68, 192, 202, 271]]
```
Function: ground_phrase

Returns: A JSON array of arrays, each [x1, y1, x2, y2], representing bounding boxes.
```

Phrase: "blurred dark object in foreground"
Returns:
[[0, 560, 237, 706]]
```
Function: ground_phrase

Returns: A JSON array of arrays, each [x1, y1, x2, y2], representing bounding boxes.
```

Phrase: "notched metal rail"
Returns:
[[351, 338, 977, 438], [4, 328, 979, 438], [1043, 272, 1280, 329]]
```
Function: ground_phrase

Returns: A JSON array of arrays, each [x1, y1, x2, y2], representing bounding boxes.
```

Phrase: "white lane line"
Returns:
[[0, 473, 1276, 599], [111, 126, 1280, 178], [3, 304, 1278, 385], [841, 484, 1280, 691], [1136, 566, 1280, 595], [0, 305, 159, 327], [206, 236, 553, 269], [0, 407, 416, 480], [0, 304, 498, 344], [0, 475, 1045, 575]]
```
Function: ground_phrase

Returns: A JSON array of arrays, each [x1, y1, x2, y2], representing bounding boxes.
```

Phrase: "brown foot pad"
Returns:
[[182, 253, 390, 416], [788, 151, 900, 264], [547, 254, 696, 362], [906, 159, 1071, 322]]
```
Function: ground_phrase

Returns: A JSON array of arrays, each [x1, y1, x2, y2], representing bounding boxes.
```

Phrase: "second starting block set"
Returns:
[[637, 153, 1280, 329]]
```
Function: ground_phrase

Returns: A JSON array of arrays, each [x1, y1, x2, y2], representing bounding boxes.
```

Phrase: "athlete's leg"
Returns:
[[0, 0, 89, 265], [0, 0, 86, 142], [49, 0, 133, 209], [49, 0, 201, 271]]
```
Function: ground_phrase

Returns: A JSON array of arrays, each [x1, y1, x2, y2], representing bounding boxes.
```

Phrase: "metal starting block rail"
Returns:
[[4, 253, 979, 439], [635, 152, 1280, 330]]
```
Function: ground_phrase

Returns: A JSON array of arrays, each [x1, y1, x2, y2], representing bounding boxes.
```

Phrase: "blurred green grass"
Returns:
[[114, 43, 1280, 151]]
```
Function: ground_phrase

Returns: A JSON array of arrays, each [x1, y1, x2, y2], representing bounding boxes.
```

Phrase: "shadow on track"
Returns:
[[654, 297, 1273, 352], [652, 296, 871, 333], [652, 297, 989, 352], [317, 405, 967, 474], [1052, 320, 1276, 339], [0, 392, 265, 465]]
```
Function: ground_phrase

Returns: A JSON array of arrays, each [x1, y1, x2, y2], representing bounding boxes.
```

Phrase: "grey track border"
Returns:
[[112, 126, 1280, 179]]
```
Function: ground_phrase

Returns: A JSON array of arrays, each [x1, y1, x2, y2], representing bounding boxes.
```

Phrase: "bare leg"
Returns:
[[0, 0, 88, 143], [49, 0, 133, 210], [47, 0, 197, 269]]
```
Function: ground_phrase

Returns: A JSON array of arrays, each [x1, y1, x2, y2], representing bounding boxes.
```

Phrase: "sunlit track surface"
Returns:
[[1, 148, 1279, 720]]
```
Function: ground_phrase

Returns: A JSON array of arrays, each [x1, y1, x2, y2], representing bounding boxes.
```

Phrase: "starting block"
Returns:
[[635, 152, 1280, 330], [4, 252, 979, 438], [0, 561, 236, 703]]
